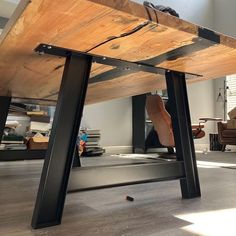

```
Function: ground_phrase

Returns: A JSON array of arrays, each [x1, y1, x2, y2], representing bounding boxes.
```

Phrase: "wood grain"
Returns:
[[1, 0, 236, 104]]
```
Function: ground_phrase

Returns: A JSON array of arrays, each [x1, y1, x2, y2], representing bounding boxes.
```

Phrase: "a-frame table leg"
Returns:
[[31, 53, 92, 228], [166, 71, 201, 198]]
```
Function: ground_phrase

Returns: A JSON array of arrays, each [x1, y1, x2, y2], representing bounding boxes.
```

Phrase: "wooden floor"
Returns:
[[0, 152, 236, 235]]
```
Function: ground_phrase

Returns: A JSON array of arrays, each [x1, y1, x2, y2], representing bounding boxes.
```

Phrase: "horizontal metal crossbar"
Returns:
[[0, 149, 46, 161], [68, 161, 185, 192], [138, 37, 217, 65], [89, 37, 216, 83], [35, 44, 201, 80]]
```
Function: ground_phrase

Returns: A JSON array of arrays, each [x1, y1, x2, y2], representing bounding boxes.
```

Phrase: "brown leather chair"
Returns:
[[217, 122, 236, 151]]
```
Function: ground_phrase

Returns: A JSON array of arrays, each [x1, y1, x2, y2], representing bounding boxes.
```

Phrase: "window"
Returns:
[[226, 75, 236, 118]]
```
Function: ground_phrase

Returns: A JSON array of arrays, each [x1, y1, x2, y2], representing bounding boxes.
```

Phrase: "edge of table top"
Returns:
[[1, 0, 236, 105]]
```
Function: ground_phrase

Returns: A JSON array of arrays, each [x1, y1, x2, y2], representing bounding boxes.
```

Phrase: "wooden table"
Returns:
[[1, 0, 236, 229]]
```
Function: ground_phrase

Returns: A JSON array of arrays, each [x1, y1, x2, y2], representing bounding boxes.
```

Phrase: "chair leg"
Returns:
[[167, 147, 175, 154], [221, 144, 226, 152]]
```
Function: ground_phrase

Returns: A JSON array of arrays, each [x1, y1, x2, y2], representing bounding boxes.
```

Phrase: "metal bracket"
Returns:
[[198, 27, 220, 44], [78, 35, 219, 84], [35, 44, 201, 84]]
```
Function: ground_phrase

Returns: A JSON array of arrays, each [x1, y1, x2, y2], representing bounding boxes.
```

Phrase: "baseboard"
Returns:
[[194, 143, 209, 151], [104, 146, 133, 154], [194, 144, 236, 152], [103, 144, 236, 154], [226, 145, 236, 152], [104, 144, 211, 154]]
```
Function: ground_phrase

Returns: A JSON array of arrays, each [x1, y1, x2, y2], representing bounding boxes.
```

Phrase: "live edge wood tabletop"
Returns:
[[0, 0, 236, 105]]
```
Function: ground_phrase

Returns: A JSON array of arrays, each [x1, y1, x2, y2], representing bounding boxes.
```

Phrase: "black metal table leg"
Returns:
[[72, 146, 81, 167], [31, 53, 92, 228], [0, 96, 11, 141], [132, 94, 147, 153], [165, 71, 201, 199]]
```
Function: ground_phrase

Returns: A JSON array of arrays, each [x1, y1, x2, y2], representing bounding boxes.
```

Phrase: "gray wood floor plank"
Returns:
[[0, 152, 236, 235]]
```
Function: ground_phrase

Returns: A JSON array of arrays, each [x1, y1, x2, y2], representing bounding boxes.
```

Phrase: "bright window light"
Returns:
[[197, 160, 236, 168]]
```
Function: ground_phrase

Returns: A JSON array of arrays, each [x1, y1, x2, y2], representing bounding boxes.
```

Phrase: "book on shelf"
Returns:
[[2, 134, 24, 144], [86, 134, 100, 138], [30, 121, 51, 133], [4, 144, 27, 150], [2, 140, 24, 144], [30, 115, 50, 123], [27, 111, 47, 116], [5, 120, 20, 128], [86, 137, 100, 142], [86, 141, 99, 145], [85, 145, 99, 149], [83, 129, 100, 135], [79, 128, 104, 157], [82, 147, 104, 157], [10, 103, 27, 113]]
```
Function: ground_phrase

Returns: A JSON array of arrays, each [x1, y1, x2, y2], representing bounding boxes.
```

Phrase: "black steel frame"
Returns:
[[68, 161, 185, 191], [0, 149, 80, 166], [31, 53, 92, 228], [0, 149, 46, 161], [0, 96, 11, 140], [166, 71, 201, 198], [28, 43, 201, 229], [132, 94, 147, 153]]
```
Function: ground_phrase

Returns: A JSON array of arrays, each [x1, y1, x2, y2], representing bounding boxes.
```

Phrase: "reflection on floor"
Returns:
[[0, 151, 235, 236], [176, 208, 236, 236]]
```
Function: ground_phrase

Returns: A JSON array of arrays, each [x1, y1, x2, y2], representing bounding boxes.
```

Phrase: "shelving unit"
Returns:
[[0, 102, 49, 161]]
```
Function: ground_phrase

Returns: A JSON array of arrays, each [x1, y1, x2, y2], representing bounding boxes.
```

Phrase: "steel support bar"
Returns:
[[31, 53, 92, 229], [132, 94, 147, 153], [72, 146, 81, 168], [0, 149, 80, 165], [0, 96, 11, 142], [165, 71, 201, 198], [35, 44, 201, 79], [0, 149, 46, 161], [68, 161, 185, 192]]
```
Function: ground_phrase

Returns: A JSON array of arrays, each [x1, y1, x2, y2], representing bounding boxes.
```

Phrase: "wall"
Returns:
[[187, 80, 215, 146], [213, 0, 236, 123], [212, 0, 236, 151], [213, 0, 236, 38], [0, 0, 19, 34], [81, 99, 132, 148], [135, 0, 214, 28], [0, 0, 19, 19], [82, 0, 215, 151]]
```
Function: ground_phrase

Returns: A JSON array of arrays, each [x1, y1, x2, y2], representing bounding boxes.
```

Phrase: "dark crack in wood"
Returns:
[[85, 21, 150, 53]]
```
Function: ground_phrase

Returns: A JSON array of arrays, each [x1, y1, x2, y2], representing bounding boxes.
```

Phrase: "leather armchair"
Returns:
[[217, 122, 236, 151]]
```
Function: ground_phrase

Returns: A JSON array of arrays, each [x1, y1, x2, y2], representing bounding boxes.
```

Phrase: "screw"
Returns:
[[37, 51, 44, 55]]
